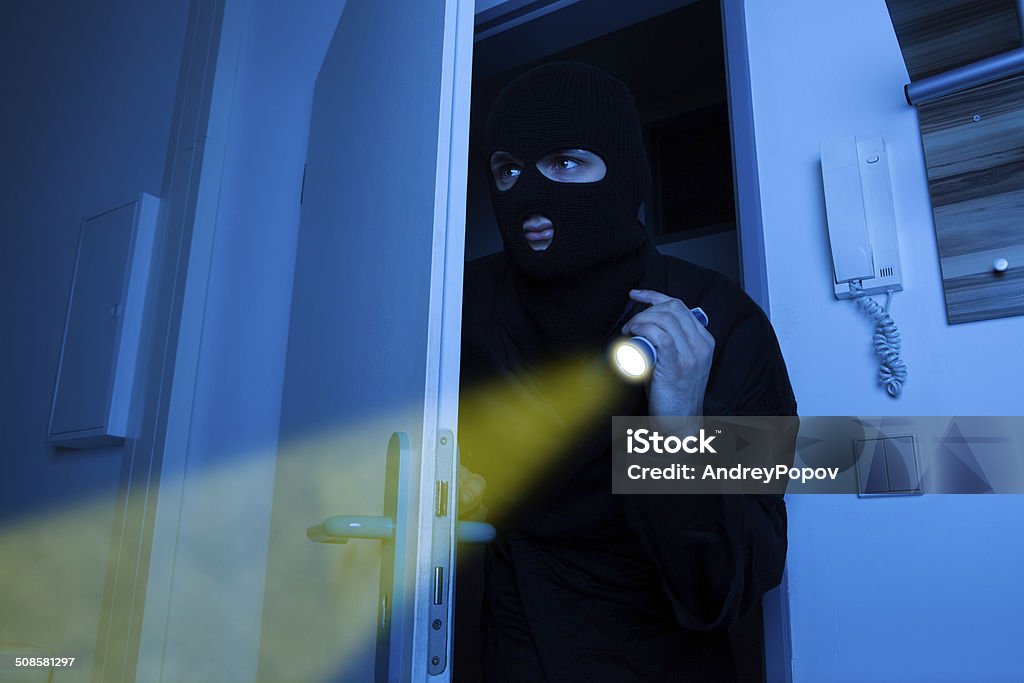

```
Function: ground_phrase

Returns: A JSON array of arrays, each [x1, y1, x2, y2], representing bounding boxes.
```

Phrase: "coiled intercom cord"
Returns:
[[851, 288, 907, 397]]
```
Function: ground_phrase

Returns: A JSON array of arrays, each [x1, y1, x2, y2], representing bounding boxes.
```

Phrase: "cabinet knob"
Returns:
[[993, 258, 1009, 273]]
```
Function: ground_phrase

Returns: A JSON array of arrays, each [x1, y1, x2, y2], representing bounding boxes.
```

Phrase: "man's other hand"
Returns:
[[458, 464, 488, 521], [622, 289, 715, 418]]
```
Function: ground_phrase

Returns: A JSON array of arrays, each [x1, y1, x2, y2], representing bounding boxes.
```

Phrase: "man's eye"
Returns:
[[553, 157, 579, 171], [501, 166, 521, 179]]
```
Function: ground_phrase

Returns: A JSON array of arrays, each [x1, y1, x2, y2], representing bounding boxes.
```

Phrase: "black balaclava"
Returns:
[[484, 62, 651, 357]]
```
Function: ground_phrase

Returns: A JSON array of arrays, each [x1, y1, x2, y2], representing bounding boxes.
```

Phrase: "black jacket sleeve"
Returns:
[[624, 268, 796, 630]]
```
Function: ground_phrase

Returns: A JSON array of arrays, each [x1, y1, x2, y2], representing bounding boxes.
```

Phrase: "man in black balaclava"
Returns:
[[458, 62, 797, 682], [484, 61, 650, 357]]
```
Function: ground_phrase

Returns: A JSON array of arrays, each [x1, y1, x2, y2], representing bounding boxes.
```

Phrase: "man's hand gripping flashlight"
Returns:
[[612, 304, 708, 380]]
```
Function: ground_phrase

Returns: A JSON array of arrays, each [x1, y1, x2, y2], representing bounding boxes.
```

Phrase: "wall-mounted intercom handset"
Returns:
[[821, 137, 908, 397]]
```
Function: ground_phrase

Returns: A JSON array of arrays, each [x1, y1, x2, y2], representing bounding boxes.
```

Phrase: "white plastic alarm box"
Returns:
[[47, 194, 160, 448]]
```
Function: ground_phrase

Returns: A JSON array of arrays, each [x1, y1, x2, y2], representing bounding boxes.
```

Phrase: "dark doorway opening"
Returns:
[[458, 2, 763, 681]]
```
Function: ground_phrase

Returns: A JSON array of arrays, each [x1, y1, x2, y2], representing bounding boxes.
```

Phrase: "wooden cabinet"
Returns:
[[886, 0, 1024, 323]]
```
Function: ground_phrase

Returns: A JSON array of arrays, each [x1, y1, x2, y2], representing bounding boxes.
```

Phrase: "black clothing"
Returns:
[[484, 63, 651, 346], [458, 246, 797, 682], [511, 244, 647, 359], [484, 62, 650, 282]]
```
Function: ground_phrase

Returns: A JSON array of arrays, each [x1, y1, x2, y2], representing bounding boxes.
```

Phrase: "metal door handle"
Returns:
[[307, 515, 394, 543], [456, 521, 496, 544], [304, 431, 490, 680], [307, 515, 495, 544]]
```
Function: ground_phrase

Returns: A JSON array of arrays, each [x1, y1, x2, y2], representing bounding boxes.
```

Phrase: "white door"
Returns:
[[258, 1, 474, 681]]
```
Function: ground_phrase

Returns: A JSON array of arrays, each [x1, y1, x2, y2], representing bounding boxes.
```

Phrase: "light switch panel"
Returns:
[[883, 436, 921, 493], [855, 435, 922, 497]]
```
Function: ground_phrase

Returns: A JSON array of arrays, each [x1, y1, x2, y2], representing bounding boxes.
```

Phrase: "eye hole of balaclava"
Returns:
[[489, 149, 607, 192], [483, 62, 650, 281]]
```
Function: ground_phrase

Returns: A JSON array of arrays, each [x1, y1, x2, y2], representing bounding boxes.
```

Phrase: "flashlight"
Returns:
[[611, 307, 708, 380]]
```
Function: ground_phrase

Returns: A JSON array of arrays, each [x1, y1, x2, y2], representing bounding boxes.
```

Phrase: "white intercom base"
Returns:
[[821, 136, 903, 300]]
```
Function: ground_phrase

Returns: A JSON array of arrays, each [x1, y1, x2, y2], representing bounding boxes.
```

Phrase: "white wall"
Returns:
[[0, 2, 187, 679], [0, 0, 188, 675], [744, 1, 1024, 680]]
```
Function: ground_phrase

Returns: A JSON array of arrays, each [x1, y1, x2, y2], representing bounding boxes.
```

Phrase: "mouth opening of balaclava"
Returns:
[[483, 62, 652, 356]]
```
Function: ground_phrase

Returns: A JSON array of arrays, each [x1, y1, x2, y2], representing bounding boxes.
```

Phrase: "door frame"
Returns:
[[470, 0, 792, 677], [721, 0, 771, 312], [721, 1, 793, 681], [92, 0, 243, 680]]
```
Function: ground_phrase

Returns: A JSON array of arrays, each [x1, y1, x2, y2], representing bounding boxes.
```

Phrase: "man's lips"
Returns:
[[523, 227, 554, 243]]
